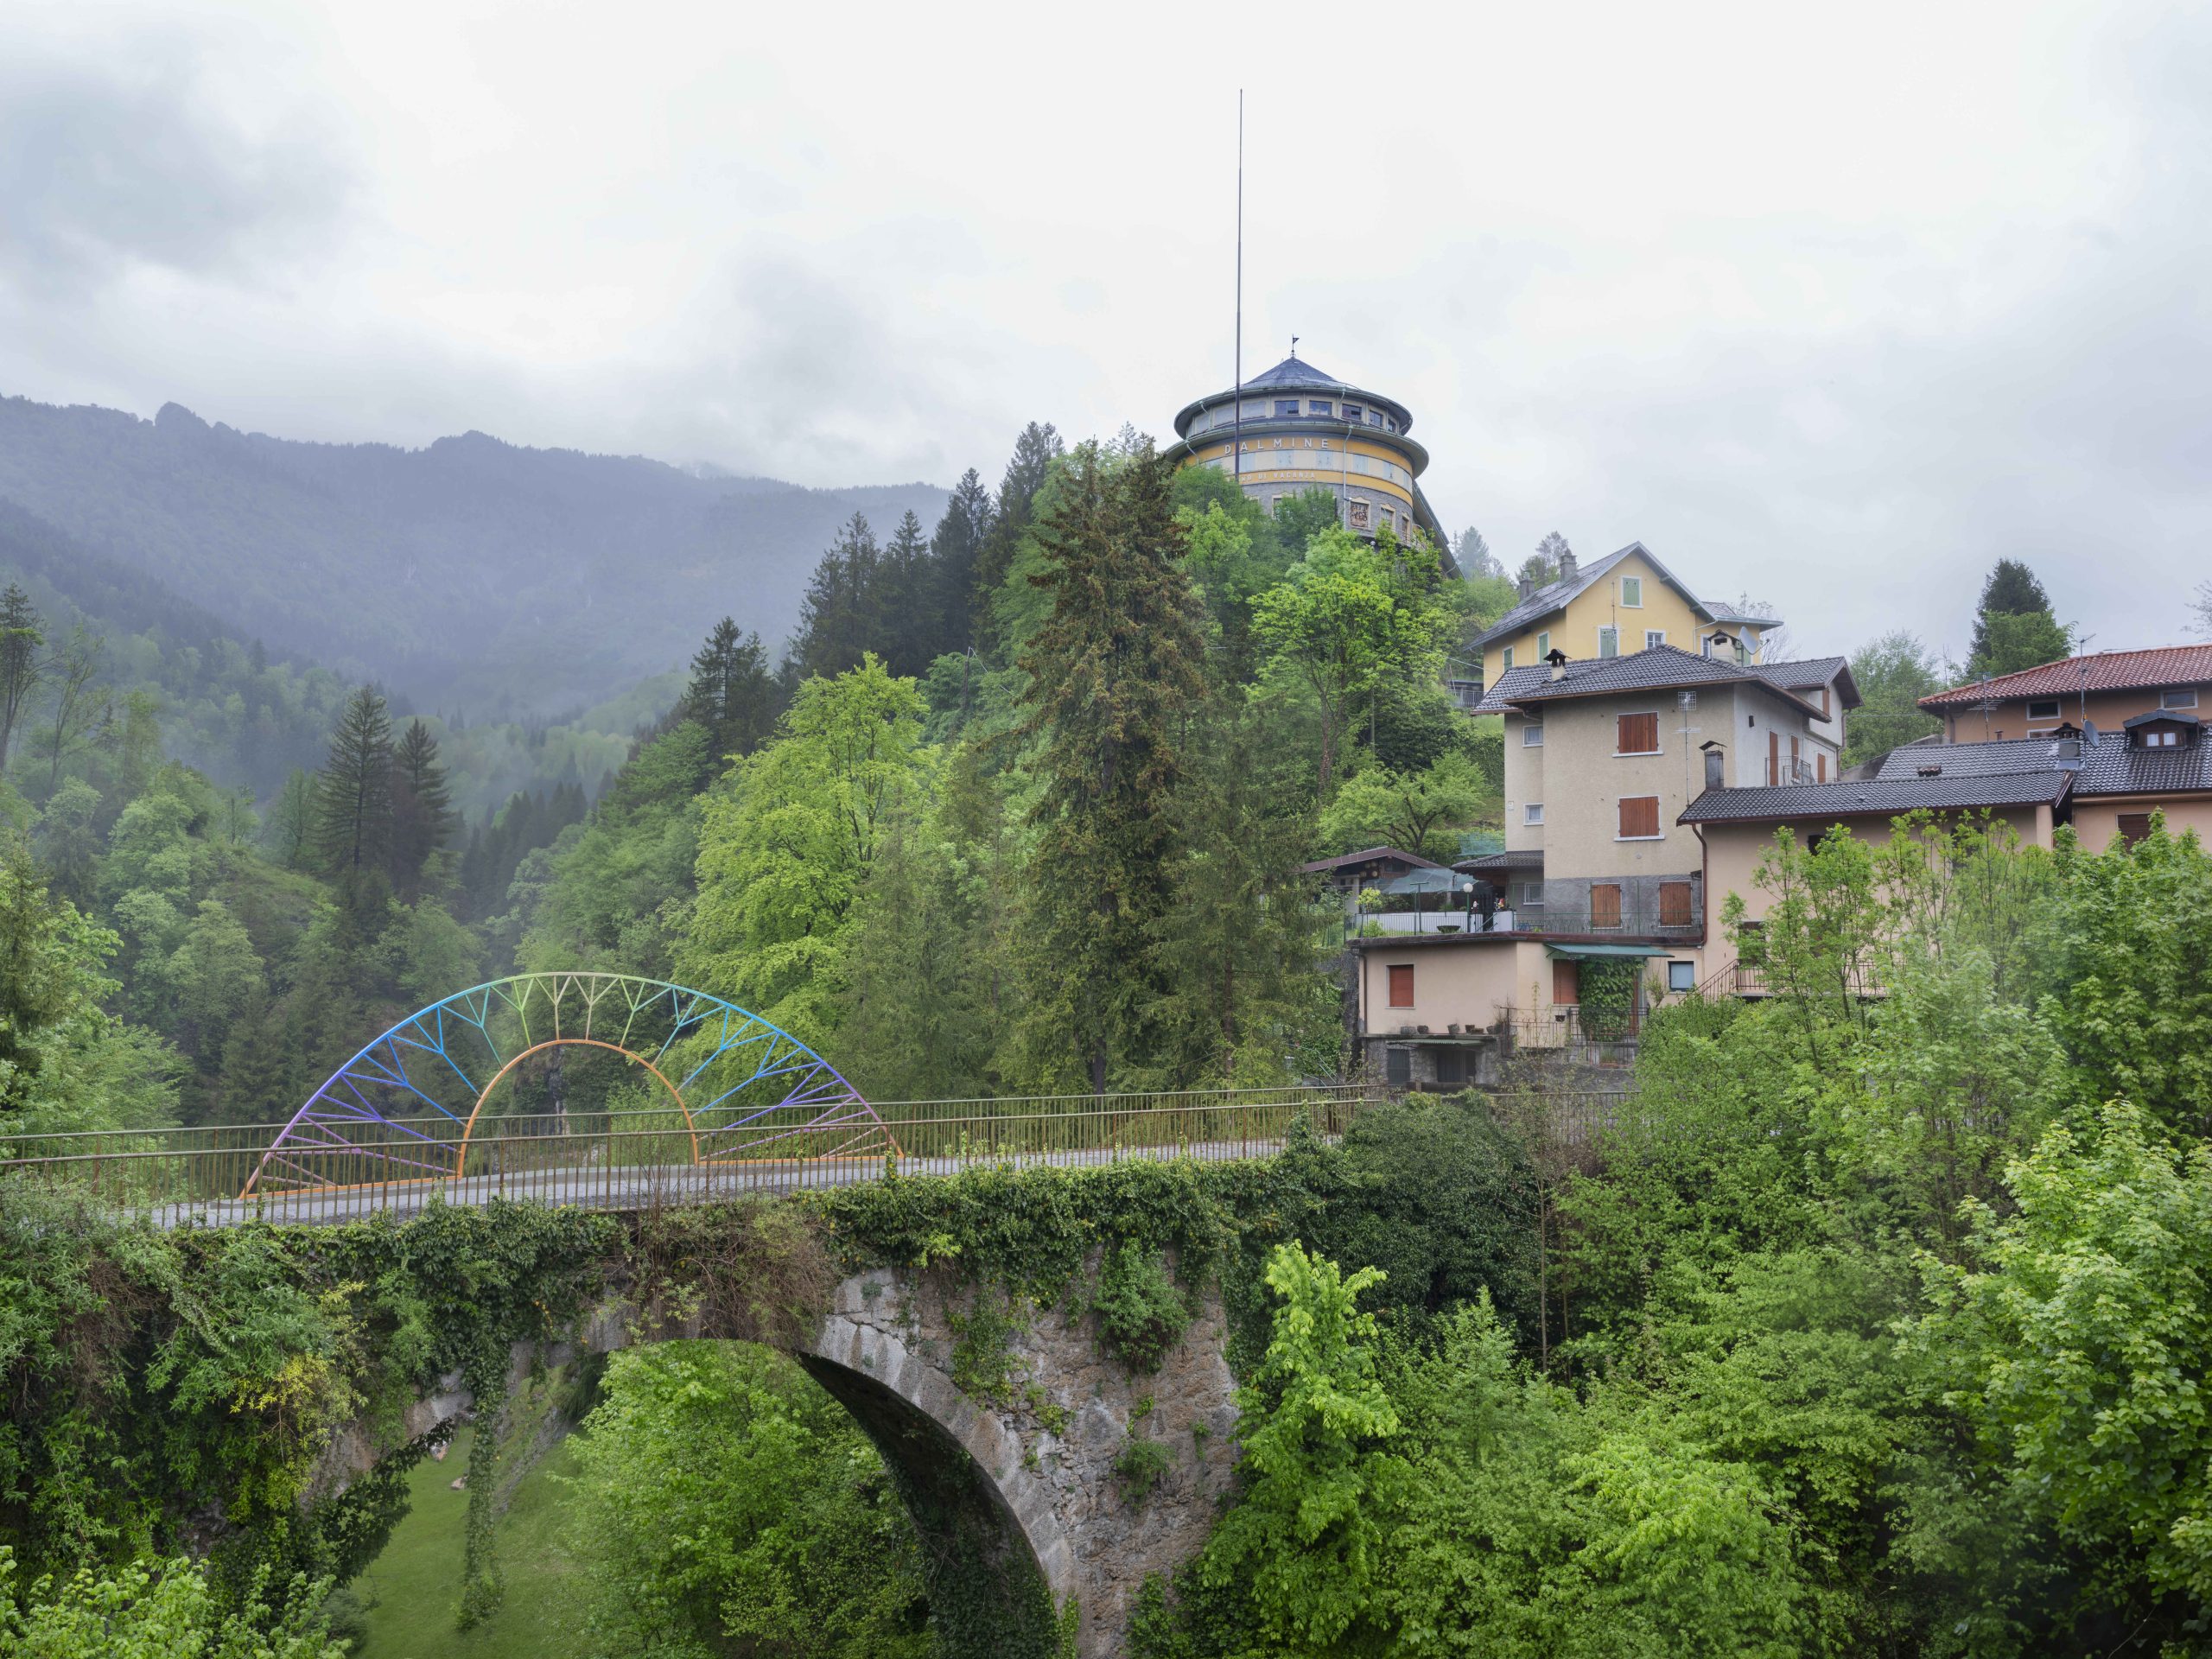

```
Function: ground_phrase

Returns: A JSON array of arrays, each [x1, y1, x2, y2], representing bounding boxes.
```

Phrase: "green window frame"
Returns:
[[1620, 575, 1643, 607]]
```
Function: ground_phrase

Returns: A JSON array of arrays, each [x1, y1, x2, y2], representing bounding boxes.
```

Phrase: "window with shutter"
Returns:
[[1387, 964, 1414, 1008], [1659, 881, 1694, 925], [1591, 884, 1623, 927], [1617, 712, 1659, 753], [1618, 796, 1660, 838], [2118, 814, 2153, 847], [1768, 730, 1779, 785], [1817, 752, 1827, 783], [1553, 960, 1580, 1004]]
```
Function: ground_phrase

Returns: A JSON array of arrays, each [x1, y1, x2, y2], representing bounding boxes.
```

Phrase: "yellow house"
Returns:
[[1474, 542, 1778, 690]]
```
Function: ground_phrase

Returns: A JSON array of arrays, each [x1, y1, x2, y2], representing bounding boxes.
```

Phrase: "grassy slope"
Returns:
[[352, 1427, 588, 1659]]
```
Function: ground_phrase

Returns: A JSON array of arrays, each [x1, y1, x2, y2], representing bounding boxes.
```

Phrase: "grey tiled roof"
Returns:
[[2076, 736, 2212, 797], [1680, 772, 2074, 824], [1872, 739, 2071, 781], [1745, 656, 1855, 707], [1243, 355, 1339, 389], [1474, 644, 1823, 718]]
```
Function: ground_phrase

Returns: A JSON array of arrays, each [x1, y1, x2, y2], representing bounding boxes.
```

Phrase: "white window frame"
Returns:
[[1619, 575, 1643, 607], [2164, 689, 2200, 709], [1667, 960, 1696, 993], [1598, 626, 1620, 659], [1522, 721, 1544, 747], [1644, 629, 1665, 649], [1524, 803, 1544, 825]]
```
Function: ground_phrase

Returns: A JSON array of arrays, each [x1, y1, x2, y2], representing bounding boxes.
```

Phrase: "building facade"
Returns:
[[1920, 645, 2212, 742], [1162, 353, 1452, 557], [1472, 542, 1783, 692]]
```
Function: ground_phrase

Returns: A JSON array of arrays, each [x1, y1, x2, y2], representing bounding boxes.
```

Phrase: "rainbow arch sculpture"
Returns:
[[243, 973, 891, 1198]]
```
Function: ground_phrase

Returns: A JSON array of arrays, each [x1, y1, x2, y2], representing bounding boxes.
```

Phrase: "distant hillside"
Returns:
[[0, 495, 682, 817], [0, 396, 949, 715]]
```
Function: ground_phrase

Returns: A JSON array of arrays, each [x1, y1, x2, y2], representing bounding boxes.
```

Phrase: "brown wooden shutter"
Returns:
[[1553, 959, 1580, 1004], [2118, 813, 2153, 847], [1769, 730, 1779, 785], [1617, 712, 1658, 753], [1817, 752, 1828, 783], [1659, 880, 1694, 925], [1590, 884, 1623, 927], [1618, 796, 1660, 838], [1388, 964, 1414, 1008]]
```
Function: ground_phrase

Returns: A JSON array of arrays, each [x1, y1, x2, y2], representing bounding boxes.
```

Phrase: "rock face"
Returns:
[[806, 1265, 1242, 1656], [316, 1262, 1241, 1659]]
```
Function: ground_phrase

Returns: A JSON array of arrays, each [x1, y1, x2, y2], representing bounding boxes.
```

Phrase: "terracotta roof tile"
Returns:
[[1920, 645, 2212, 709]]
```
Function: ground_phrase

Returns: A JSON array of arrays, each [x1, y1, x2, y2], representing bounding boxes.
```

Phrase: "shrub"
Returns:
[[1092, 1242, 1190, 1371]]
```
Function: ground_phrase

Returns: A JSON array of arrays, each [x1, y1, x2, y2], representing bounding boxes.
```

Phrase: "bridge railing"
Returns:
[[0, 1084, 1377, 1226]]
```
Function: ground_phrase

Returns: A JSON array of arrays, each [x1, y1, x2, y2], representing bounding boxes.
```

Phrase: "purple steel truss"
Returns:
[[242, 973, 888, 1197]]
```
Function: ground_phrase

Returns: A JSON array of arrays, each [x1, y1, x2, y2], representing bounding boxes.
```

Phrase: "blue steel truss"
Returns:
[[243, 973, 888, 1197]]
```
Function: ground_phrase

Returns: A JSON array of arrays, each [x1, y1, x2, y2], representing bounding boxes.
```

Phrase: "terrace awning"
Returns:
[[1542, 943, 1669, 960]]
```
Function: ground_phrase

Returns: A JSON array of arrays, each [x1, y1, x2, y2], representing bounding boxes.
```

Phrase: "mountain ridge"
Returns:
[[0, 393, 950, 716]]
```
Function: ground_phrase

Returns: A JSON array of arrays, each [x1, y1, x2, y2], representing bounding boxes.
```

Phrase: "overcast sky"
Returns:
[[2, 0, 2206, 664]]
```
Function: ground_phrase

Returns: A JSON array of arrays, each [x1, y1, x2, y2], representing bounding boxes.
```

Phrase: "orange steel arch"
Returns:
[[452, 1038, 698, 1177]]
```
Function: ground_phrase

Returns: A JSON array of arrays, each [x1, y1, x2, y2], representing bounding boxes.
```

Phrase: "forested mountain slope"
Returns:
[[0, 395, 948, 714]]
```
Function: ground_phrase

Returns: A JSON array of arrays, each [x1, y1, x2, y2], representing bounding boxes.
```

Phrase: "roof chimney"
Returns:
[[1558, 550, 1578, 582], [1516, 574, 1535, 601], [1546, 648, 1569, 683]]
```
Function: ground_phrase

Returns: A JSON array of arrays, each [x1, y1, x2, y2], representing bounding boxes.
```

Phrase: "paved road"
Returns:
[[132, 1137, 1299, 1230]]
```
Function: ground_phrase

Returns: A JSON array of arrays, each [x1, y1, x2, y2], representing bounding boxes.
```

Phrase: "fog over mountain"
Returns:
[[0, 393, 950, 714]]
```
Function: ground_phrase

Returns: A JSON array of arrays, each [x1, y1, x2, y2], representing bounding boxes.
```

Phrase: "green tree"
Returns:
[[928, 467, 994, 653], [0, 584, 42, 778], [313, 686, 394, 883], [29, 626, 107, 798], [0, 1549, 347, 1658], [389, 718, 454, 896], [1842, 630, 1944, 765], [793, 513, 884, 682], [683, 656, 930, 1039], [973, 421, 1064, 637], [683, 618, 778, 779], [261, 769, 317, 871], [565, 1342, 930, 1659], [1317, 751, 1490, 861], [1910, 1103, 2212, 1638], [1967, 560, 2069, 678], [165, 898, 265, 1065], [1018, 440, 1207, 1092], [878, 508, 937, 677], [1251, 528, 1452, 797], [1198, 1243, 1403, 1651], [1457, 525, 1500, 579]]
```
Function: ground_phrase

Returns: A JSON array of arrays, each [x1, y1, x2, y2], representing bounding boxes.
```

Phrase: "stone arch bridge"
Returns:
[[8, 976, 1361, 1657]]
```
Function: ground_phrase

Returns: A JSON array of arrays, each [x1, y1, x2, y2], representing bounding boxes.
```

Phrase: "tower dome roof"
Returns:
[[1242, 353, 1340, 389]]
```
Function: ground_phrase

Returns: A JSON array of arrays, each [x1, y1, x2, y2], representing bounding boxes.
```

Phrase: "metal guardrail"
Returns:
[[0, 1085, 1376, 1229]]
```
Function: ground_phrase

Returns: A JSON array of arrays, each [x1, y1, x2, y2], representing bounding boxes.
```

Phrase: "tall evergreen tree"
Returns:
[[1456, 527, 1499, 580], [794, 513, 882, 680], [879, 509, 936, 677], [974, 423, 1064, 634], [315, 685, 395, 880], [0, 583, 41, 776], [929, 468, 994, 653], [1018, 440, 1207, 1093], [684, 618, 777, 778], [1967, 559, 2069, 677], [391, 718, 455, 893]]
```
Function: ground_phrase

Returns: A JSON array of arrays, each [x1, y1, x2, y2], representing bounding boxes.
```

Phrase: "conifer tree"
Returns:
[[315, 684, 395, 880], [794, 513, 882, 680], [0, 583, 41, 776], [1019, 439, 1207, 1093], [879, 509, 935, 677], [1967, 559, 2070, 678], [974, 423, 1064, 634], [391, 718, 455, 893], [930, 468, 994, 652], [684, 618, 776, 778]]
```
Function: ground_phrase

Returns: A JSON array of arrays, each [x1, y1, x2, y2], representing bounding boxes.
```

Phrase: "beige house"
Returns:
[[1920, 645, 2212, 743], [1476, 645, 1852, 937]]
